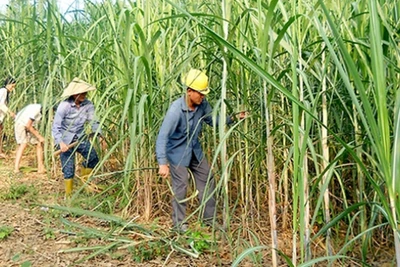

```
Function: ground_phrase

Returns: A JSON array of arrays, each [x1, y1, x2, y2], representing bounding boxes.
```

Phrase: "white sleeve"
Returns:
[[0, 89, 8, 113], [0, 103, 8, 113]]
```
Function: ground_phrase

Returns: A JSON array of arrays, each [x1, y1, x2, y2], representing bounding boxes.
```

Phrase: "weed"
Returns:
[[72, 236, 90, 246], [187, 231, 212, 253], [128, 240, 169, 263], [0, 225, 14, 240], [0, 184, 35, 201], [45, 208, 63, 219], [11, 253, 20, 261], [110, 251, 126, 261], [95, 195, 116, 214], [43, 228, 56, 240]]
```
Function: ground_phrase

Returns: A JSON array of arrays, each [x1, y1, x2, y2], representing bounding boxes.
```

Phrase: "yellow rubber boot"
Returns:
[[65, 179, 73, 198], [81, 167, 92, 177], [80, 168, 97, 193]]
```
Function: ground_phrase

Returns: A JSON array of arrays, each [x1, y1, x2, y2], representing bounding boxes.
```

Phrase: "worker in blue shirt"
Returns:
[[52, 78, 104, 198], [156, 69, 243, 233]]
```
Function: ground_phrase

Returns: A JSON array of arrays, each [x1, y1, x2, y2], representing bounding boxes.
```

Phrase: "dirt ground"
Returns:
[[0, 149, 258, 267], [0, 148, 396, 267]]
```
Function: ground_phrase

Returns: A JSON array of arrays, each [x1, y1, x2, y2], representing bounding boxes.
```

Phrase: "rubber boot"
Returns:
[[81, 167, 92, 178], [65, 179, 73, 198], [80, 167, 96, 193]]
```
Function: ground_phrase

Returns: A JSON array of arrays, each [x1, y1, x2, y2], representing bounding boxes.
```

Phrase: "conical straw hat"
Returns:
[[61, 78, 96, 97]]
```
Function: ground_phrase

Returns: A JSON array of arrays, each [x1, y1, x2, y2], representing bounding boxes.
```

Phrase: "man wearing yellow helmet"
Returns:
[[156, 69, 232, 233]]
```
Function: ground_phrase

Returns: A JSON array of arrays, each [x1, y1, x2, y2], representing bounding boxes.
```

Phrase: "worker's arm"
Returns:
[[25, 119, 45, 143]]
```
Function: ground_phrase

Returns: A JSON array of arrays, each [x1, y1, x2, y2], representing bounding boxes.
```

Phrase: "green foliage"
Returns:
[[43, 208, 63, 219], [11, 253, 20, 261], [128, 240, 169, 263], [0, 225, 14, 240], [0, 184, 33, 200], [92, 195, 117, 214], [186, 230, 212, 253], [110, 252, 126, 260], [232, 246, 268, 267], [21, 261, 32, 267], [72, 236, 90, 246], [43, 228, 56, 240]]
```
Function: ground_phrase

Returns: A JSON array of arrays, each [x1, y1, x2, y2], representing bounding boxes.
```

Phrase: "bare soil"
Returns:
[[0, 150, 262, 266]]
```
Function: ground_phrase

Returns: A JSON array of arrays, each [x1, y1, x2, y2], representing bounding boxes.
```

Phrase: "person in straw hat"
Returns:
[[52, 78, 105, 198]]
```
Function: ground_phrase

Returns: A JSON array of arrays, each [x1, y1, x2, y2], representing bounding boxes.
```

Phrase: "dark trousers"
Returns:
[[60, 139, 99, 179], [169, 155, 216, 226]]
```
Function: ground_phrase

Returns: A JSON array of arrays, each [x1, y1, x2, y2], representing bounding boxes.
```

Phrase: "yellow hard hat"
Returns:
[[184, 69, 210, 95]]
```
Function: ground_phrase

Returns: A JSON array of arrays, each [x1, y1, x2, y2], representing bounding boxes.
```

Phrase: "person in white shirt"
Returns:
[[14, 103, 45, 173], [0, 77, 16, 158]]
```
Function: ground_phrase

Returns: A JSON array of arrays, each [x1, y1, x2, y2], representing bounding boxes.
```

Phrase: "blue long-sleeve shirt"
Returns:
[[156, 96, 232, 167], [52, 98, 101, 145]]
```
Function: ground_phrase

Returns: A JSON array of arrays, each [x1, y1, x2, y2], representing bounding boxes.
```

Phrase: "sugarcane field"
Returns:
[[0, 0, 398, 266]]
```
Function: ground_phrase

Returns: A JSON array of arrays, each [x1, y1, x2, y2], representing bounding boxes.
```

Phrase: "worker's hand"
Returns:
[[158, 164, 170, 178], [236, 111, 248, 120], [10, 112, 16, 119], [60, 142, 69, 152]]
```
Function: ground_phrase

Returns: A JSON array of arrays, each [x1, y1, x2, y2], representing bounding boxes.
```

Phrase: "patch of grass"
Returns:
[[0, 184, 32, 200], [12, 253, 21, 261], [110, 251, 126, 261], [93, 195, 116, 214], [21, 261, 32, 267], [41, 208, 63, 218], [43, 227, 56, 240], [186, 230, 212, 253], [128, 240, 169, 263], [0, 225, 14, 240], [72, 236, 90, 246]]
